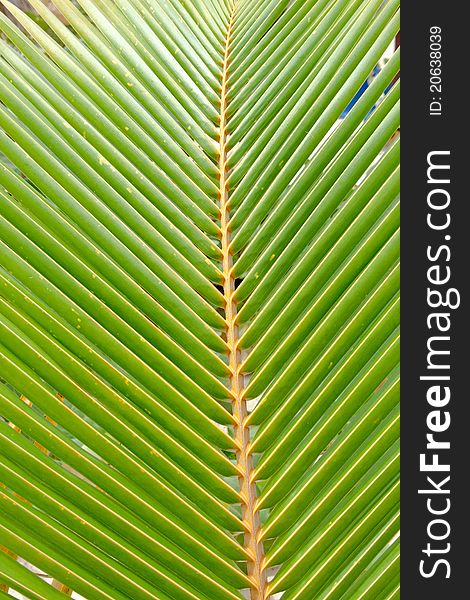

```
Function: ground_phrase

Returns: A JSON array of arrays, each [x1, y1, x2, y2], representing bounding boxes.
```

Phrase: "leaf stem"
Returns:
[[218, 4, 267, 599]]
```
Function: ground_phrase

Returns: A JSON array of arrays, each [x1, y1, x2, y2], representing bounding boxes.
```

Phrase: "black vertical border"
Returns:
[[401, 2, 468, 597]]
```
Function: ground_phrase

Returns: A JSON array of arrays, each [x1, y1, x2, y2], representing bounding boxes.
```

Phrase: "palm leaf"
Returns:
[[0, 0, 400, 598]]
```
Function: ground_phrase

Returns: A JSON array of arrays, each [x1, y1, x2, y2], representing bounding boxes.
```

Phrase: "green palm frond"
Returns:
[[0, 0, 400, 598]]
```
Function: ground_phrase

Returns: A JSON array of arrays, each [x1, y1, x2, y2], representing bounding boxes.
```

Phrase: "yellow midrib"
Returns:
[[218, 4, 267, 599]]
